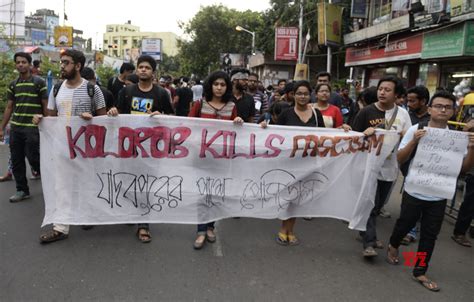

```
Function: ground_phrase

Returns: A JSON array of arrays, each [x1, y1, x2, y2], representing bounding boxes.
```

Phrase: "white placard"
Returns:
[[39, 115, 399, 231], [405, 127, 468, 199]]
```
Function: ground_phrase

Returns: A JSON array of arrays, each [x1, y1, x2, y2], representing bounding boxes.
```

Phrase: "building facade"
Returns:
[[344, 0, 474, 96], [103, 21, 179, 59]]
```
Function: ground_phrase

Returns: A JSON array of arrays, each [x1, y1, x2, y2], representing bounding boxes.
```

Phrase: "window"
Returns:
[[123, 39, 128, 45]]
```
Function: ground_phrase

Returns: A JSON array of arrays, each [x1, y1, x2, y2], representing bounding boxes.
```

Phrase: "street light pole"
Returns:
[[298, 0, 303, 64], [236, 25, 255, 55]]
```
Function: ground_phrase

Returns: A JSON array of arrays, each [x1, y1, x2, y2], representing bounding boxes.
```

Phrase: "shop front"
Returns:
[[421, 20, 474, 96], [345, 33, 423, 88]]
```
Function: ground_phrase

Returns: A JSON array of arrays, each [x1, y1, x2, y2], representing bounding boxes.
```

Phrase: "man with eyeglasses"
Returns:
[[0, 52, 48, 202], [33, 49, 106, 244], [387, 90, 474, 291]]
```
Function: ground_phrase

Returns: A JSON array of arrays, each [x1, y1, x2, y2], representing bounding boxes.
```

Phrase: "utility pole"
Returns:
[[298, 0, 303, 64], [326, 0, 332, 73]]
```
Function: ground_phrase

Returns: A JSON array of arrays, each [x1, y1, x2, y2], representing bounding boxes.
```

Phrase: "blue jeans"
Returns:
[[197, 222, 215, 235]]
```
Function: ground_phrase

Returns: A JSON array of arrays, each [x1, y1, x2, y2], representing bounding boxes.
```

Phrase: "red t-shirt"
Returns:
[[318, 104, 343, 128], [188, 100, 237, 120]]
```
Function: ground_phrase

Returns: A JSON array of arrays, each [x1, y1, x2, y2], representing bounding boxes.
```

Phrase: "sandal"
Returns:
[[40, 229, 68, 244], [401, 235, 416, 246], [137, 228, 152, 243], [451, 235, 472, 247], [206, 229, 216, 243], [276, 232, 289, 246], [194, 235, 206, 250], [287, 234, 300, 246], [412, 276, 440, 292], [386, 244, 399, 265]]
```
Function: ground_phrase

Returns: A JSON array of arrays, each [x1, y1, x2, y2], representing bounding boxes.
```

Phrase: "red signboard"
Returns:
[[275, 27, 298, 61], [345, 34, 423, 67]]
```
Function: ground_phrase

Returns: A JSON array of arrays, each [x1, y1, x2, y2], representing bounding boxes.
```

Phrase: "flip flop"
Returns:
[[451, 235, 472, 247], [40, 229, 68, 244], [412, 276, 440, 292], [137, 228, 152, 243], [386, 245, 399, 265], [287, 234, 300, 246], [276, 232, 289, 246]]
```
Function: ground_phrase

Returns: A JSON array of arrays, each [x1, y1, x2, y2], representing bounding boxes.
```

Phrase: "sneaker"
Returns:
[[363, 246, 378, 257], [9, 191, 30, 203], [379, 208, 391, 218]]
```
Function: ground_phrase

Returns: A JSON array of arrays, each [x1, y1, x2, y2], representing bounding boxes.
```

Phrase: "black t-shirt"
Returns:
[[277, 107, 325, 128], [108, 76, 126, 101], [175, 87, 193, 116], [351, 103, 385, 132], [116, 84, 173, 115], [99, 86, 115, 110], [409, 111, 430, 125], [232, 93, 255, 122]]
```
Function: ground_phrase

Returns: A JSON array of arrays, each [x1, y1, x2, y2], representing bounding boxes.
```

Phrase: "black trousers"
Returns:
[[9, 127, 40, 194], [454, 174, 474, 236], [389, 192, 447, 277], [360, 180, 393, 248]]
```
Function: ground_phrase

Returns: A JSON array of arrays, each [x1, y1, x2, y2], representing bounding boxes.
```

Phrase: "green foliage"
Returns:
[[157, 53, 180, 77], [95, 65, 116, 86], [0, 52, 17, 122], [40, 56, 61, 79], [177, 5, 265, 77]]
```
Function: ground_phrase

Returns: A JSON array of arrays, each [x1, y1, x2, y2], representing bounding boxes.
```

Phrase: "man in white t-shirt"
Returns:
[[352, 76, 412, 257], [33, 49, 106, 244], [387, 91, 474, 291]]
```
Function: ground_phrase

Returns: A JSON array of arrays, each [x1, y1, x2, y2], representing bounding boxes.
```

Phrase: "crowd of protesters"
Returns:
[[1, 50, 474, 293]]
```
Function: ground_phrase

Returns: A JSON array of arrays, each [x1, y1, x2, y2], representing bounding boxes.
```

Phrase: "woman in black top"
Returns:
[[261, 80, 325, 245]]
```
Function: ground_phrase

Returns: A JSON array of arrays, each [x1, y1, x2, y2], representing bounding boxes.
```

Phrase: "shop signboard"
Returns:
[[54, 26, 73, 47], [421, 22, 474, 59], [318, 3, 343, 46], [344, 14, 410, 44], [274, 27, 298, 61], [345, 34, 422, 66], [465, 21, 474, 55], [141, 38, 162, 61], [450, 0, 464, 16], [351, 0, 368, 18]]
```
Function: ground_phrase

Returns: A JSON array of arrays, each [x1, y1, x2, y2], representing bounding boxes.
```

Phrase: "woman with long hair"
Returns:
[[188, 70, 244, 249], [261, 80, 325, 245]]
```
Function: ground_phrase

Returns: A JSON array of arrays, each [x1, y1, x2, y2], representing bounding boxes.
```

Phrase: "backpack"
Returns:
[[53, 81, 95, 98], [53, 80, 96, 115], [10, 75, 45, 98], [399, 121, 428, 177]]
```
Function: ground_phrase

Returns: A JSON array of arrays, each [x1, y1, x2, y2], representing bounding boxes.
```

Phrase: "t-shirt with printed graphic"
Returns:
[[47, 79, 105, 117], [352, 103, 412, 181], [116, 84, 173, 115]]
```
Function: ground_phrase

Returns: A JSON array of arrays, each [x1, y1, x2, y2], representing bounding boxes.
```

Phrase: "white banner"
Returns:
[[405, 127, 468, 199], [39, 116, 399, 230]]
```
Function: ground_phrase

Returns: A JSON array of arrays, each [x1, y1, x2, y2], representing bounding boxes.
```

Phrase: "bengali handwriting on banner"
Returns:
[[405, 127, 468, 199], [39, 115, 399, 231]]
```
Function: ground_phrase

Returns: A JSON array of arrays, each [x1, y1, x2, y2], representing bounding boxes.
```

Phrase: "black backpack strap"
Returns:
[[53, 81, 64, 98]]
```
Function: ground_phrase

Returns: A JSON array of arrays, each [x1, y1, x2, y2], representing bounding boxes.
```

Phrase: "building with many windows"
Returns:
[[344, 0, 474, 95], [102, 21, 179, 60]]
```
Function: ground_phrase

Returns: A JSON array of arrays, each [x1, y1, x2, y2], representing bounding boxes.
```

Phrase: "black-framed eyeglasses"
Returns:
[[431, 104, 454, 111]]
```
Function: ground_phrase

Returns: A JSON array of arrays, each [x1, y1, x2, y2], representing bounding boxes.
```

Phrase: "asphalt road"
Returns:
[[0, 144, 472, 302]]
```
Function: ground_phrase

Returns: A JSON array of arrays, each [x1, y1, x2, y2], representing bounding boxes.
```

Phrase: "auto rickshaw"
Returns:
[[448, 92, 474, 129]]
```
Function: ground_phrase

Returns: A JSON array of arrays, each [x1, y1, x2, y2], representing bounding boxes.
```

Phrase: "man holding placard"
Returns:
[[387, 91, 474, 292]]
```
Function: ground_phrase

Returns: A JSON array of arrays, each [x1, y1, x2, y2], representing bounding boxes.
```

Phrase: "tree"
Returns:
[[95, 65, 115, 87], [157, 53, 180, 77], [177, 5, 265, 77]]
